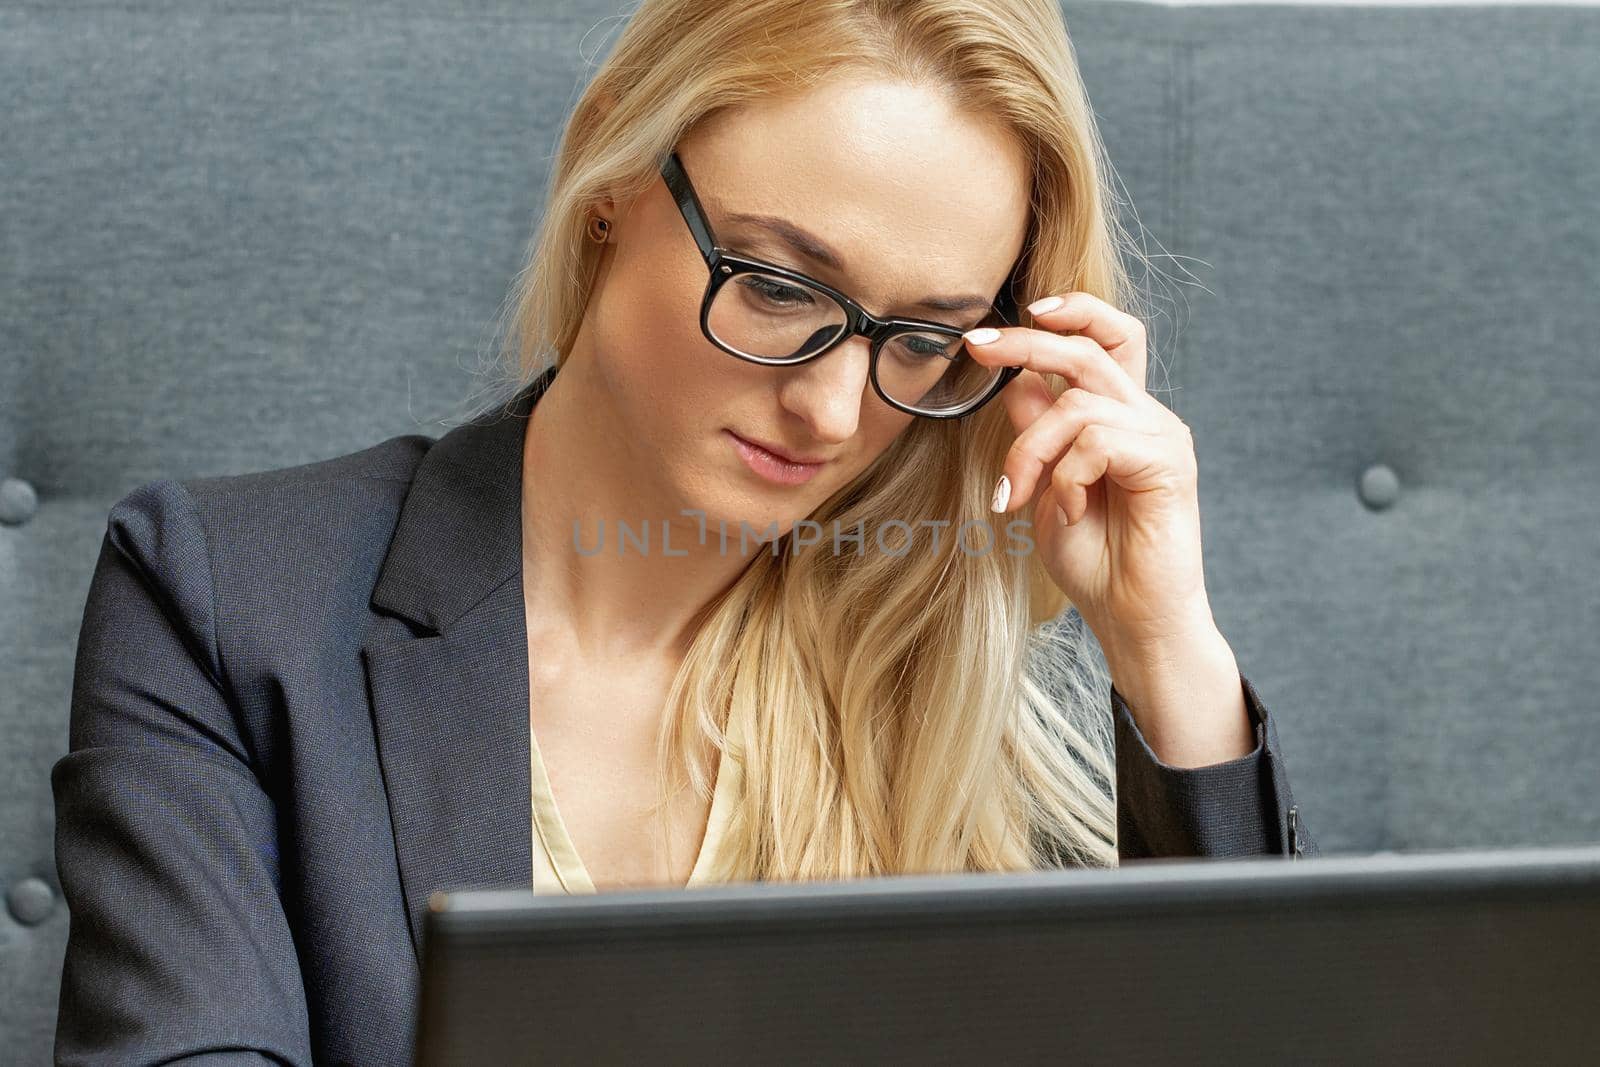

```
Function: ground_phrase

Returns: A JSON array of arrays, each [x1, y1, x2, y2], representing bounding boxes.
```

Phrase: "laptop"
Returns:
[[413, 843, 1600, 1065]]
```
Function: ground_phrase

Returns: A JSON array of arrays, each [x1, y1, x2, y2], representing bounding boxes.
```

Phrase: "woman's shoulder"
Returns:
[[111, 433, 434, 545], [184, 431, 438, 500], [101, 433, 442, 637]]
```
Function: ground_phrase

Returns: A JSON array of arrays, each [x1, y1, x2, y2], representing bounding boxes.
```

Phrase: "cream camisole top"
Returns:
[[530, 706, 744, 893]]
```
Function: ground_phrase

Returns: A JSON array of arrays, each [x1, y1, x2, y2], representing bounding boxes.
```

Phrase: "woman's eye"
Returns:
[[739, 276, 814, 307], [884, 333, 961, 364]]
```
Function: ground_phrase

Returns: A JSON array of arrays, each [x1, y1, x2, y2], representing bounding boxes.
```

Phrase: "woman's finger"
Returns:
[[963, 326, 1146, 412], [1050, 422, 1192, 526], [994, 388, 1160, 514], [1023, 291, 1149, 391]]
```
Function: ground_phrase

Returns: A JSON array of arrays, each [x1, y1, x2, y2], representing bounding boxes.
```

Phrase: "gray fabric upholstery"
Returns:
[[4, 0, 1596, 1059]]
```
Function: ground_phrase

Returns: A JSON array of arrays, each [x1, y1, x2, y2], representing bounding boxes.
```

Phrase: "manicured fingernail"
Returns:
[[964, 327, 1001, 346], [1057, 503, 1071, 526], [1028, 295, 1064, 316], [991, 475, 1011, 513]]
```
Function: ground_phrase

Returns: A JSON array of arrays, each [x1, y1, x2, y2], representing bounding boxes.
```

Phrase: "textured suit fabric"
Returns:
[[51, 364, 1314, 1065], [1114, 674, 1315, 861]]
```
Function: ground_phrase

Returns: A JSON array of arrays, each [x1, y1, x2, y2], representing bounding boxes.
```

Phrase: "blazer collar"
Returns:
[[360, 363, 558, 966], [369, 363, 558, 631]]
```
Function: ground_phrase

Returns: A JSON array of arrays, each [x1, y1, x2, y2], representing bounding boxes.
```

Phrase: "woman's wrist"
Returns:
[[1101, 620, 1255, 769]]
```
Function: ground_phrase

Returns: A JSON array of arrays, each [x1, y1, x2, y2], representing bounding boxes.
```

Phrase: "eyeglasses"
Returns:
[[659, 150, 1024, 420]]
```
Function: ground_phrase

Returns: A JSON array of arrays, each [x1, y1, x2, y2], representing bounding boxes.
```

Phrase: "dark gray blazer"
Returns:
[[51, 364, 1317, 1066]]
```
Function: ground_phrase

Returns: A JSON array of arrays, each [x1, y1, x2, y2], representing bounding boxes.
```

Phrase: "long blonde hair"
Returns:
[[487, 0, 1166, 878]]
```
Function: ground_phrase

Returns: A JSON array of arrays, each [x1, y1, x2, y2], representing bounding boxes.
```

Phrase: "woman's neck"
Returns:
[[519, 356, 757, 663]]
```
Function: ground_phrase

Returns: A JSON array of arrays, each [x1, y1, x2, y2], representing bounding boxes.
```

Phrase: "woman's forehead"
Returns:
[[685, 143, 1029, 304], [685, 75, 1030, 222]]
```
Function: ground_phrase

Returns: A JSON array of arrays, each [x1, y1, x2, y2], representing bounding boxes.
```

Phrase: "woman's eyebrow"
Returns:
[[722, 211, 994, 315]]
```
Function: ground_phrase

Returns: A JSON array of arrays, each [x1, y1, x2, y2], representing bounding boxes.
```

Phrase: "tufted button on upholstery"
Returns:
[[0, 476, 40, 526], [7, 877, 56, 926], [1357, 463, 1401, 510]]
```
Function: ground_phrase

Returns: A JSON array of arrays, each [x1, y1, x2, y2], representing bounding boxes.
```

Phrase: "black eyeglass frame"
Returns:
[[659, 150, 1026, 420]]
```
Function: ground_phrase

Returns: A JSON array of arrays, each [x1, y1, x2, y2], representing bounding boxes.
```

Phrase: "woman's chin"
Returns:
[[668, 486, 803, 547]]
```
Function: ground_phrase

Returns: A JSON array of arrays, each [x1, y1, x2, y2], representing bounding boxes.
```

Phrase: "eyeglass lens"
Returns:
[[706, 267, 1003, 416]]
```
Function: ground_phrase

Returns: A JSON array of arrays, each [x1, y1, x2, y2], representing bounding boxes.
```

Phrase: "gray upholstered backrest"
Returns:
[[4, 0, 1597, 1056]]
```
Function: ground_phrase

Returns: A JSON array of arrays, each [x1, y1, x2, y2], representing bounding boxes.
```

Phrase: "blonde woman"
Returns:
[[52, 0, 1316, 1062]]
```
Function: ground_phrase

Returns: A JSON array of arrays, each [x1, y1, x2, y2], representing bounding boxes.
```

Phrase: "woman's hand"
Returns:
[[963, 292, 1254, 766], [965, 291, 1212, 644]]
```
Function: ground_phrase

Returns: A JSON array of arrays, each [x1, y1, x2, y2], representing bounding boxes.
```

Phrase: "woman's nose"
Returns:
[[780, 335, 875, 441]]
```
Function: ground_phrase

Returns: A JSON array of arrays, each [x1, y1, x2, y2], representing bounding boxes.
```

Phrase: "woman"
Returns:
[[52, 0, 1316, 1062]]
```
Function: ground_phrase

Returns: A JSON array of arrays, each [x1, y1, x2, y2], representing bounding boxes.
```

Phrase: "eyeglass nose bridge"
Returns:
[[811, 300, 925, 365], [824, 305, 885, 355]]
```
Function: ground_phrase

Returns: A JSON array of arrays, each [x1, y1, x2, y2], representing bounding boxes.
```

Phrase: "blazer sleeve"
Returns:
[[50, 479, 313, 1066], [1114, 671, 1319, 861]]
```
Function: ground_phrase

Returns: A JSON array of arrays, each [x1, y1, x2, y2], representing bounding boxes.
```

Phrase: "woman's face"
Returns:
[[578, 73, 1032, 533]]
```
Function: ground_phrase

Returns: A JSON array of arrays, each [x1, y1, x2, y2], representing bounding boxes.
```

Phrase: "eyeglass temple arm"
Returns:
[[660, 151, 718, 265], [993, 258, 1026, 326]]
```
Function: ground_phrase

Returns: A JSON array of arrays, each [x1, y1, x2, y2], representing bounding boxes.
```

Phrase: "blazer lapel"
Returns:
[[360, 364, 559, 964]]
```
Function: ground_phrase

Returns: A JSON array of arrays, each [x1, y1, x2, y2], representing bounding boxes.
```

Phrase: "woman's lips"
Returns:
[[725, 430, 827, 486]]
